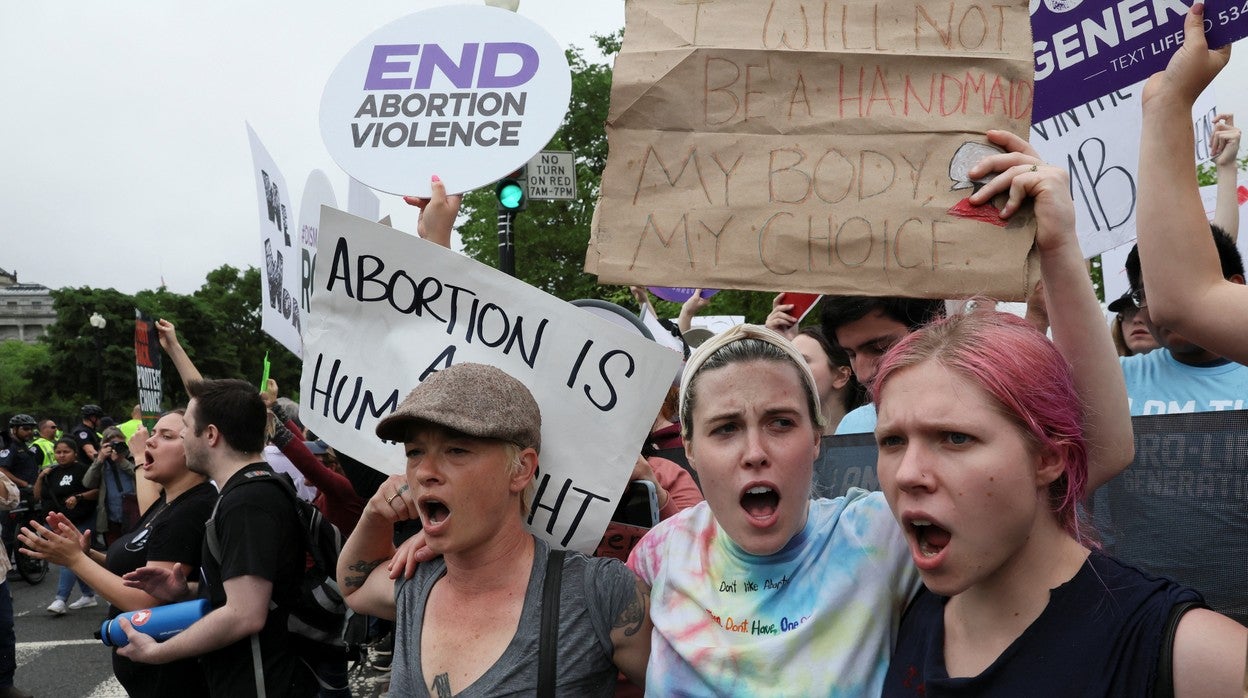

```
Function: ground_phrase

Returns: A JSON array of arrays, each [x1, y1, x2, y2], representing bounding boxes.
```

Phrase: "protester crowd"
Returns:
[[0, 9, 1245, 697]]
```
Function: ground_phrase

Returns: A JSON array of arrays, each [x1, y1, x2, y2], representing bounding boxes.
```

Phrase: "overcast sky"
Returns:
[[1, 2, 1244, 296]]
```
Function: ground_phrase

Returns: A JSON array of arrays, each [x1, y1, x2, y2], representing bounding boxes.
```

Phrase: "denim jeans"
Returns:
[[56, 522, 94, 600]]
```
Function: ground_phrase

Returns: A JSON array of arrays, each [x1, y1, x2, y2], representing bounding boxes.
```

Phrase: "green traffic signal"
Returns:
[[498, 182, 525, 210], [495, 167, 527, 211]]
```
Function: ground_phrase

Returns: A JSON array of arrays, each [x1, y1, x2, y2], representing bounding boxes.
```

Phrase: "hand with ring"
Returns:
[[369, 475, 416, 524], [386, 484, 409, 505]]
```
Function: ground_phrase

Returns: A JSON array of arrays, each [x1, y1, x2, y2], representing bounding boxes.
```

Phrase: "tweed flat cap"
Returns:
[[374, 363, 541, 450]]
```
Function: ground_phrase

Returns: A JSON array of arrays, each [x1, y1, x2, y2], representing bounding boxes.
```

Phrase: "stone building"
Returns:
[[0, 268, 56, 342]]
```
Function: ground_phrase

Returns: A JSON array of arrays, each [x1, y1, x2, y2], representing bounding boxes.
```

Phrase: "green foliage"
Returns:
[[1196, 157, 1248, 186], [1088, 255, 1105, 303], [4, 265, 301, 423]]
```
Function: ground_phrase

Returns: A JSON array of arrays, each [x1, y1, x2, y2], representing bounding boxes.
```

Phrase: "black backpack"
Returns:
[[205, 469, 347, 655]]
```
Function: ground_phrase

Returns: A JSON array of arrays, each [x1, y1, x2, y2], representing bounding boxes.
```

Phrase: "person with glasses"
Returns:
[[1106, 291, 1159, 357], [1116, 227, 1247, 417]]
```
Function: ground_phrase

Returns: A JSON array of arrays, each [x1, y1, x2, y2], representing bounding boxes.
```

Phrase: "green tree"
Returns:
[[18, 265, 303, 421], [0, 339, 52, 416]]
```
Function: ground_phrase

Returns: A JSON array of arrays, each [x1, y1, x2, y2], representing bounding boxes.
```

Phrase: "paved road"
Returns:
[[8, 565, 393, 697]]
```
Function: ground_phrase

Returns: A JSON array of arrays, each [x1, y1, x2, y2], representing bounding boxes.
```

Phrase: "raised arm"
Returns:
[[337, 474, 413, 620], [968, 129, 1134, 492], [677, 290, 711, 334], [155, 319, 203, 387], [1136, 4, 1247, 363], [1209, 113, 1240, 241]]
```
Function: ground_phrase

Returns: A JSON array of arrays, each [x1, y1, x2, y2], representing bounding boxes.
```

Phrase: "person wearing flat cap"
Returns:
[[336, 362, 651, 696]]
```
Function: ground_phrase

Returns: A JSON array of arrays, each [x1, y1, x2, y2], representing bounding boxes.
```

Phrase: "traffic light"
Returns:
[[495, 166, 527, 211]]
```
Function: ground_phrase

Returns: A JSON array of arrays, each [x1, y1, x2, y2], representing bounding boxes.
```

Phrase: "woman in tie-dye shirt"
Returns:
[[628, 324, 919, 697]]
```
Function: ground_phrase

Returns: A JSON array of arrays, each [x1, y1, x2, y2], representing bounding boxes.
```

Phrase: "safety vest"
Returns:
[[30, 437, 55, 468]]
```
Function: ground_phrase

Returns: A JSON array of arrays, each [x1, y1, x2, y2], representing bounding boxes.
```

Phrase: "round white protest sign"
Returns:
[[320, 5, 571, 197]]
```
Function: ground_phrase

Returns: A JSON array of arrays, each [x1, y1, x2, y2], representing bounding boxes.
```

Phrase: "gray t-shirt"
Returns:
[[390, 536, 636, 697]]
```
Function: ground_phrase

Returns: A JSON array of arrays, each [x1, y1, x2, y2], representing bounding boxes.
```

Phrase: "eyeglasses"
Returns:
[[1129, 288, 1147, 309]]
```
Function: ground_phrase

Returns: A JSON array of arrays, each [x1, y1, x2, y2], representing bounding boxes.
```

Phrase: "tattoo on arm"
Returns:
[[341, 558, 386, 590], [613, 581, 649, 637], [432, 672, 452, 697]]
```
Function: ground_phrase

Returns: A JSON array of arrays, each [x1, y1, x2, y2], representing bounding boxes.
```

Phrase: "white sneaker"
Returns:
[[46, 598, 67, 615], [68, 596, 98, 610]]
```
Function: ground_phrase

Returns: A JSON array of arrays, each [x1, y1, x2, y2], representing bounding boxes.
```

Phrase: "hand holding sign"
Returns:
[[403, 175, 462, 248], [1141, 4, 1232, 109], [968, 131, 1075, 255]]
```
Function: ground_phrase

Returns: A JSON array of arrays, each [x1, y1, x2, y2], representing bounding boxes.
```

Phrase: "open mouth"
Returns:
[[910, 519, 951, 558], [740, 485, 780, 521], [420, 498, 452, 527], [144, 452, 155, 467]]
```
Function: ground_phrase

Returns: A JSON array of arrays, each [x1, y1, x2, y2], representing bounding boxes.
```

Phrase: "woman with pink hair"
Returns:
[[873, 310, 1246, 696]]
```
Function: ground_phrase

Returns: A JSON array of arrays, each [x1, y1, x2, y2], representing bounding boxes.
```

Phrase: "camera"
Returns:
[[108, 441, 129, 456]]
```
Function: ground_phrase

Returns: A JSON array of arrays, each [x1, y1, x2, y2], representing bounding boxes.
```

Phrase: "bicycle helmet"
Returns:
[[8, 414, 36, 429], [81, 404, 105, 418]]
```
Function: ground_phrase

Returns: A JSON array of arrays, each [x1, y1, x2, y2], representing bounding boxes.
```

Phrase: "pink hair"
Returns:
[[871, 311, 1092, 543]]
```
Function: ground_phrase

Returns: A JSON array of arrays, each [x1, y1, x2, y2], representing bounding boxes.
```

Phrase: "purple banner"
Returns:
[[1032, 0, 1248, 123], [647, 287, 719, 303]]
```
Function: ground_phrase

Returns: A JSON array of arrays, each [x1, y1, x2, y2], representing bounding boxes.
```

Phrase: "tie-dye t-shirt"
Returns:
[[629, 488, 918, 697]]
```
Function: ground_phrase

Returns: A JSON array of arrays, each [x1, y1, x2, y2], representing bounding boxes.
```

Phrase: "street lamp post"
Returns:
[[89, 312, 107, 407]]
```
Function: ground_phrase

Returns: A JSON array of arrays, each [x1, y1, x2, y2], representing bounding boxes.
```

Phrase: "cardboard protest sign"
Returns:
[[1031, 80, 1217, 257], [1031, 0, 1248, 123], [588, 0, 1039, 301], [319, 5, 571, 197], [246, 123, 302, 357], [133, 310, 162, 428], [300, 208, 683, 553], [297, 170, 338, 317]]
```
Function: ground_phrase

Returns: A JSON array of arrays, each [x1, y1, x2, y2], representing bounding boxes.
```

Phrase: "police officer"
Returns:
[[70, 405, 104, 464], [0, 415, 40, 489], [30, 420, 57, 469]]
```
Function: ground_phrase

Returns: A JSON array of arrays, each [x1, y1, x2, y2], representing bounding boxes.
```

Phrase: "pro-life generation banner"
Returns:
[[300, 208, 683, 552]]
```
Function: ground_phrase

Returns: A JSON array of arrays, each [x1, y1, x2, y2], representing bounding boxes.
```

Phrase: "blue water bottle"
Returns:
[[98, 599, 211, 647]]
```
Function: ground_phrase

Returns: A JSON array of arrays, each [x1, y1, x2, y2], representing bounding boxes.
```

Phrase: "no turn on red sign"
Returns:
[[525, 150, 576, 201]]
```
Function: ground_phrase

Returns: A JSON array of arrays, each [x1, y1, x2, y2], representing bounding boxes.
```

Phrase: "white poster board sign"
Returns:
[[297, 170, 338, 319], [246, 123, 302, 357], [300, 208, 682, 552], [1030, 82, 1217, 259], [347, 177, 380, 222], [319, 5, 571, 197]]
